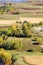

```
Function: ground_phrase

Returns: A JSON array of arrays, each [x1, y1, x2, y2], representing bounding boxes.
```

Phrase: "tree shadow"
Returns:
[[0, 58, 5, 65]]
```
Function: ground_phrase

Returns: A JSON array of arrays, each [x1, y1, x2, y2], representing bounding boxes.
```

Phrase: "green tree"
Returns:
[[6, 27, 14, 36], [0, 49, 12, 65], [12, 23, 24, 37], [23, 21, 30, 27], [23, 23, 32, 37], [14, 42, 23, 51]]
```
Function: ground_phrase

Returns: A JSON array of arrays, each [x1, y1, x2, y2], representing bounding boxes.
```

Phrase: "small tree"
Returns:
[[12, 23, 24, 37], [0, 49, 12, 65], [6, 27, 14, 36], [23, 23, 32, 37], [14, 42, 23, 51]]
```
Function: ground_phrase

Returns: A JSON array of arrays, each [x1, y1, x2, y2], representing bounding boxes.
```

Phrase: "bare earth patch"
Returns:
[[23, 56, 43, 65], [0, 17, 43, 24], [20, 17, 43, 23]]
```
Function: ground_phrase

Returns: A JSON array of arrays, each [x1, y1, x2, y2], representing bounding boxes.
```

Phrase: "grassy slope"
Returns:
[[7, 37, 42, 52]]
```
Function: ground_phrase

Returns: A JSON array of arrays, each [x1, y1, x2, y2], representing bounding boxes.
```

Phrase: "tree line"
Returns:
[[0, 21, 43, 37]]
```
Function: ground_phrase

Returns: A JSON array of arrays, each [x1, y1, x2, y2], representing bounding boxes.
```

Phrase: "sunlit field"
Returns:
[[0, 17, 43, 25], [0, 1, 43, 65]]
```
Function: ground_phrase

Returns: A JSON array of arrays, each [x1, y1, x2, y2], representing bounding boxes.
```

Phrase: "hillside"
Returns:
[[0, 1, 43, 20], [16, 2, 43, 16]]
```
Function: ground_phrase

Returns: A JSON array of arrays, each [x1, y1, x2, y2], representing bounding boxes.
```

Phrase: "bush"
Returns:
[[0, 49, 12, 65], [14, 42, 23, 51], [1, 34, 5, 40], [6, 27, 14, 36], [5, 40, 15, 50], [1, 34, 8, 40]]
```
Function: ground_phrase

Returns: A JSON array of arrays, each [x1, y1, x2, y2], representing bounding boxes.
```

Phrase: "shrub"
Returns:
[[1, 34, 8, 40], [5, 40, 15, 50], [6, 27, 14, 36], [0, 49, 12, 65], [14, 42, 23, 51], [23, 23, 32, 37], [1, 34, 5, 40]]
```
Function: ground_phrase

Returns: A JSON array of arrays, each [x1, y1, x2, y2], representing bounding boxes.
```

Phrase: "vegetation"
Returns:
[[0, 1, 43, 65], [0, 5, 17, 15], [0, 21, 43, 37], [0, 48, 12, 65], [0, 21, 43, 65], [0, 2, 43, 20]]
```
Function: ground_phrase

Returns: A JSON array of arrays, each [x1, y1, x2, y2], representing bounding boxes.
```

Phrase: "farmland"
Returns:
[[0, 1, 43, 65], [0, 20, 43, 65], [0, 2, 43, 20]]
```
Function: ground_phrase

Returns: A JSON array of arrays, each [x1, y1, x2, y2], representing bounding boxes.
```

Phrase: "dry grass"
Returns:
[[20, 17, 43, 23], [23, 55, 43, 65], [0, 17, 43, 24]]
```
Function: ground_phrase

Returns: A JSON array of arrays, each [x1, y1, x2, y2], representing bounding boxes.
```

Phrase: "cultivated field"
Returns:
[[0, 2, 43, 20], [0, 1, 43, 65]]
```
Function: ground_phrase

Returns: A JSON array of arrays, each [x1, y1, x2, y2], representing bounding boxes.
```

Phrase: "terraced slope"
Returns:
[[17, 2, 43, 17]]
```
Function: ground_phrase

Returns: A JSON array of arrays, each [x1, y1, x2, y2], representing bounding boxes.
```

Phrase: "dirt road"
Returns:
[[0, 17, 43, 24], [23, 56, 43, 65], [20, 17, 43, 23]]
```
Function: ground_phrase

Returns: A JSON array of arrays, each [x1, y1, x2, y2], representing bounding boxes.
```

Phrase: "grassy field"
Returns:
[[0, 2, 43, 64], [0, 14, 43, 20], [0, 15, 20, 20], [0, 33, 43, 65], [7, 37, 42, 52]]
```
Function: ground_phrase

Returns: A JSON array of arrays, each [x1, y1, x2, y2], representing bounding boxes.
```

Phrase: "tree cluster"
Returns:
[[0, 21, 43, 37]]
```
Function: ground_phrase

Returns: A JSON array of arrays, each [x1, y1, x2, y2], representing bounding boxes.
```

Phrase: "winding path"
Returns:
[[23, 55, 43, 65]]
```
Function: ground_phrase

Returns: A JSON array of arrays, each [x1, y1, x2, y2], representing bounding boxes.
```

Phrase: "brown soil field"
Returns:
[[0, 17, 43, 24], [23, 56, 43, 65]]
